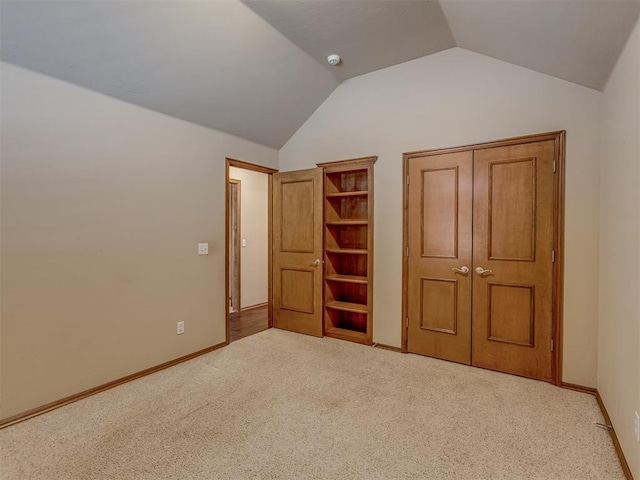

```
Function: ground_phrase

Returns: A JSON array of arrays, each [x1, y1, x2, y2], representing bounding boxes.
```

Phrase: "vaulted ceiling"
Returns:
[[2, 0, 638, 149]]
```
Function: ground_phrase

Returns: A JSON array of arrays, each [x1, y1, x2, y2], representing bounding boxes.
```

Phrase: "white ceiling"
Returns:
[[440, 0, 640, 91], [2, 0, 638, 149], [243, 0, 456, 81], [0, 0, 339, 148]]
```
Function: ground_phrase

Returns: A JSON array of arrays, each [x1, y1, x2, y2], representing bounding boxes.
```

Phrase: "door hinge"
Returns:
[[553, 160, 557, 173], [551, 339, 555, 352], [406, 175, 410, 185], [405, 317, 409, 328], [406, 247, 409, 257], [552, 250, 556, 263]]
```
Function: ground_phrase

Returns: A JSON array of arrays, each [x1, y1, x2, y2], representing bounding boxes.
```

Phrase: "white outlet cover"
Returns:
[[177, 321, 185, 335], [198, 243, 209, 255]]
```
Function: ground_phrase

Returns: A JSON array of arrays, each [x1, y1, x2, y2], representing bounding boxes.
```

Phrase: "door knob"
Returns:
[[309, 259, 321, 267], [475, 267, 493, 276], [451, 266, 469, 274]]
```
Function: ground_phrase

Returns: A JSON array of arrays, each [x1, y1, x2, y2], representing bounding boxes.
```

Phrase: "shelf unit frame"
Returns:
[[317, 156, 376, 345]]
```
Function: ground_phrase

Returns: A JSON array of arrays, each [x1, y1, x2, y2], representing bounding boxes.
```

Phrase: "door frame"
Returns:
[[401, 131, 566, 385], [225, 157, 278, 345], [228, 178, 241, 313]]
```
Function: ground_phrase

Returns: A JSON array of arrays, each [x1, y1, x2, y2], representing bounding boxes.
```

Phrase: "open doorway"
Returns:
[[225, 158, 277, 344]]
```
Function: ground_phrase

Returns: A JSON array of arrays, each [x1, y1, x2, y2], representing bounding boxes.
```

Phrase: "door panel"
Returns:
[[280, 181, 315, 252], [488, 159, 536, 260], [487, 283, 534, 346], [407, 152, 473, 364], [280, 268, 315, 313], [420, 278, 458, 334], [273, 168, 323, 337], [421, 168, 459, 258], [472, 140, 555, 381]]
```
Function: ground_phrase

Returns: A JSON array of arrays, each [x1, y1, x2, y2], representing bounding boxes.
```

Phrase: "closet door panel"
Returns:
[[488, 158, 536, 261], [472, 140, 555, 381], [407, 151, 473, 364]]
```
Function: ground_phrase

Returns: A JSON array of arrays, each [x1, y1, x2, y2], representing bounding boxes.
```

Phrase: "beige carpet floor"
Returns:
[[0, 328, 624, 479]]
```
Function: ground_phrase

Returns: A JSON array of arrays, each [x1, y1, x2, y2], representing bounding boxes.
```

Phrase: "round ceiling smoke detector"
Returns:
[[327, 54, 341, 66]]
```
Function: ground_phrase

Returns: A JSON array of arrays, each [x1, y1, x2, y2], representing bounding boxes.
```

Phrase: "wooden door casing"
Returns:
[[472, 140, 555, 381], [225, 157, 278, 345], [407, 151, 473, 364], [272, 168, 324, 337]]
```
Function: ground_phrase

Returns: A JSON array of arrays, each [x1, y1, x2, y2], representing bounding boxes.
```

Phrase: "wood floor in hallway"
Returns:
[[230, 305, 269, 342]]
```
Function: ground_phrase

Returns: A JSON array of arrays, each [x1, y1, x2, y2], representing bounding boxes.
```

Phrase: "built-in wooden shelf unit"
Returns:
[[317, 156, 376, 345]]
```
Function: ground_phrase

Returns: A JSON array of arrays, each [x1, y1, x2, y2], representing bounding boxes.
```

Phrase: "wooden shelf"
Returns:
[[325, 191, 368, 198], [325, 274, 368, 285], [326, 220, 368, 226], [326, 248, 368, 255], [324, 327, 369, 345], [326, 301, 368, 314]]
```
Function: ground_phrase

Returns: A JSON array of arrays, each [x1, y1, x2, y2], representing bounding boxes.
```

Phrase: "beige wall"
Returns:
[[280, 48, 602, 387], [0, 63, 278, 420], [599, 20, 640, 478], [228, 166, 269, 309]]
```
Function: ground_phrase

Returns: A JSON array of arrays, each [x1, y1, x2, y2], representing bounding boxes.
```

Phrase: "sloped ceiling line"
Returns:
[[1, 0, 638, 149]]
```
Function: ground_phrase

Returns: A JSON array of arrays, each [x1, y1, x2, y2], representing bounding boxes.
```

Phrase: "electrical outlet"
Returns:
[[198, 243, 208, 255], [177, 321, 185, 335], [634, 411, 639, 442]]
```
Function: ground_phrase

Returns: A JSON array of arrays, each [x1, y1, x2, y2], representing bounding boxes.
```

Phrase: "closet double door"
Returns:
[[406, 137, 559, 382]]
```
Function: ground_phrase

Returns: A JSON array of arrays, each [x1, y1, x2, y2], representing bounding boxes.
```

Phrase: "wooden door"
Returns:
[[407, 151, 473, 364], [272, 168, 324, 337], [472, 140, 555, 381], [228, 179, 241, 313]]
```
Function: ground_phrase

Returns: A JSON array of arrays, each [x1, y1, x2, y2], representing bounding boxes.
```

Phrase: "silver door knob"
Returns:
[[451, 266, 469, 274], [475, 267, 493, 276], [309, 259, 321, 267]]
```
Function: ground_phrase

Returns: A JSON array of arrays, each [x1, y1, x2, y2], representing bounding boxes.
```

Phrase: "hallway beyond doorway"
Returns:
[[230, 305, 269, 342]]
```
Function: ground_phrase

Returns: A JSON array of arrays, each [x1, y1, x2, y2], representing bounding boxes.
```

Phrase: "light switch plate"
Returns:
[[198, 243, 208, 255], [242, 238, 247, 247]]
